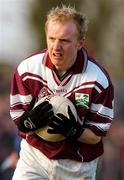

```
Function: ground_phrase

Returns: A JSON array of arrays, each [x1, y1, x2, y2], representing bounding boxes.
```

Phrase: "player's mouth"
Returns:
[[53, 52, 62, 58]]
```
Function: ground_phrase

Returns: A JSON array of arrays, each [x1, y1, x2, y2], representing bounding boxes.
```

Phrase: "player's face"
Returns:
[[46, 20, 84, 75]]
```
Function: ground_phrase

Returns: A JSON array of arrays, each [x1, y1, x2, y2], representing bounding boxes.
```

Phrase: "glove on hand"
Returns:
[[47, 106, 84, 139], [18, 98, 54, 133]]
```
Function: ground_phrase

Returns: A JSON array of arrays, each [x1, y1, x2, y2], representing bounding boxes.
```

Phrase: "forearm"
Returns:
[[77, 128, 102, 144]]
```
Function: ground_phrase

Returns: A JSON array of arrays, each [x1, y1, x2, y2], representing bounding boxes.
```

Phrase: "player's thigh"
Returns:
[[54, 158, 98, 180], [12, 139, 49, 180]]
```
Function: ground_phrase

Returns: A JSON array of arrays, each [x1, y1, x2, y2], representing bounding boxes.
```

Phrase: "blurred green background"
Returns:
[[0, 0, 124, 179]]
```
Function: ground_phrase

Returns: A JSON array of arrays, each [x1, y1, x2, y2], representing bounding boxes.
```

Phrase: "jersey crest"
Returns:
[[75, 93, 89, 108]]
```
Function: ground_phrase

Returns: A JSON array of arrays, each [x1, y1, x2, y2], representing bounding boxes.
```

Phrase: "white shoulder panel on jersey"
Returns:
[[18, 53, 45, 76], [86, 61, 109, 89]]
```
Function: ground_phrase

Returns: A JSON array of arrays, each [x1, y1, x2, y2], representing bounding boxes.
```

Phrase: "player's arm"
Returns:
[[79, 84, 114, 144], [10, 68, 54, 133], [77, 128, 102, 144]]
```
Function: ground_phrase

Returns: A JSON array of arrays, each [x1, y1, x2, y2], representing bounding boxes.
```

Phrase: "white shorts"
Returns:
[[12, 139, 98, 180]]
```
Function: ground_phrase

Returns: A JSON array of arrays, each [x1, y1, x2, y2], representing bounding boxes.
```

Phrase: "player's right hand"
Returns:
[[17, 98, 54, 133]]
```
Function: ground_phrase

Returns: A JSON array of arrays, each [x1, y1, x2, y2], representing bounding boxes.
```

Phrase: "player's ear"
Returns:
[[77, 37, 85, 50]]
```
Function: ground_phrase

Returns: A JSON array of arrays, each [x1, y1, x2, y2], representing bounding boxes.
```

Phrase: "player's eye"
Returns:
[[49, 37, 55, 41], [61, 39, 70, 44]]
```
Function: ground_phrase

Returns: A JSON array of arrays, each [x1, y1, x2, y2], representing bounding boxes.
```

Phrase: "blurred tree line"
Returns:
[[30, 0, 124, 80]]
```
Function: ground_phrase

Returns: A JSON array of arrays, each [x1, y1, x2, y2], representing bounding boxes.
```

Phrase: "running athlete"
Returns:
[[10, 5, 114, 180]]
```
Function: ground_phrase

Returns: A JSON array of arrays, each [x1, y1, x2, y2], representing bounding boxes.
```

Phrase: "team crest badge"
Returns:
[[75, 93, 89, 108], [38, 87, 48, 100]]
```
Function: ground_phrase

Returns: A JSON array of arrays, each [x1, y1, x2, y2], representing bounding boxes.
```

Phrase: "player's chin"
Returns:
[[52, 58, 63, 64], [53, 62, 64, 70]]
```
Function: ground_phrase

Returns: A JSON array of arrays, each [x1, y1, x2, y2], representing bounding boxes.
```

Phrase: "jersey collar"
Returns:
[[43, 48, 88, 74]]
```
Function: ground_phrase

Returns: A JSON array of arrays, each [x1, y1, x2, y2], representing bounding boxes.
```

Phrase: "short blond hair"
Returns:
[[45, 5, 88, 38]]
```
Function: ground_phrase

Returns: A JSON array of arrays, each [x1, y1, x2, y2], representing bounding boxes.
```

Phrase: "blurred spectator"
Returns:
[[0, 132, 21, 180], [0, 94, 15, 160], [97, 121, 124, 180], [0, 63, 21, 179]]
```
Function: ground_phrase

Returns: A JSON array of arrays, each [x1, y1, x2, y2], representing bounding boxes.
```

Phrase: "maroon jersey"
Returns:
[[10, 48, 114, 162]]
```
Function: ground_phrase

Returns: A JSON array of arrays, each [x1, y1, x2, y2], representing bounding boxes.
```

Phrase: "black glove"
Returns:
[[47, 106, 84, 139], [18, 98, 54, 133]]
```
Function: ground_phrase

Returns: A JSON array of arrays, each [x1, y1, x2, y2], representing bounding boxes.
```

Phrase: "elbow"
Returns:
[[90, 136, 102, 144], [78, 128, 102, 144]]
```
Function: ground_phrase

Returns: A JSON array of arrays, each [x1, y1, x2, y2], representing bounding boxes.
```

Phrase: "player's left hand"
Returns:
[[47, 106, 84, 139]]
